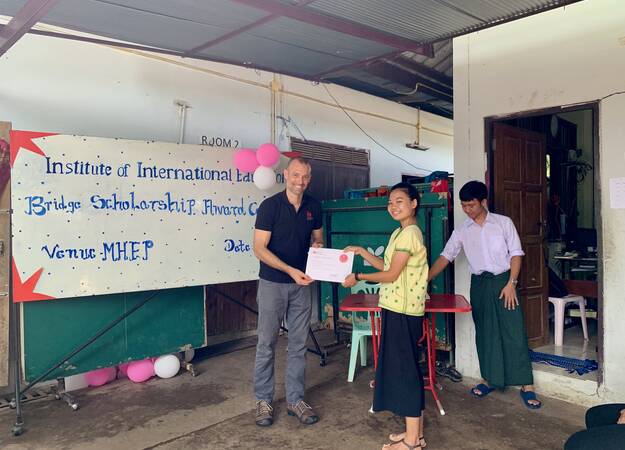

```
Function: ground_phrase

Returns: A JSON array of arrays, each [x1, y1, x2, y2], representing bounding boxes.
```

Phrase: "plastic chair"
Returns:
[[548, 280, 597, 346], [347, 280, 380, 382]]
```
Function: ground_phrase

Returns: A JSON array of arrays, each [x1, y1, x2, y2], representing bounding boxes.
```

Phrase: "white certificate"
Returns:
[[305, 248, 354, 283]]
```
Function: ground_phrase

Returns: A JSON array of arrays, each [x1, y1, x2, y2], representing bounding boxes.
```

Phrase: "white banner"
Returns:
[[10, 131, 285, 301]]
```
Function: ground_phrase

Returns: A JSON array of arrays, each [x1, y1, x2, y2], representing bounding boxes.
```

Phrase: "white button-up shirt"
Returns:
[[441, 212, 524, 275]]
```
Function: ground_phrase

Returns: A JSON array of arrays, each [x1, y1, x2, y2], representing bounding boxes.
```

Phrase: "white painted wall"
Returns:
[[453, 0, 625, 403], [0, 29, 453, 187]]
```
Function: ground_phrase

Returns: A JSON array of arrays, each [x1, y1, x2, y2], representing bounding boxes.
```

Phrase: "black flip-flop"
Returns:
[[520, 389, 542, 409], [470, 383, 494, 397]]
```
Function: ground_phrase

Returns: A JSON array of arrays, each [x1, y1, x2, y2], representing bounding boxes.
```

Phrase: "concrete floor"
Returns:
[[0, 332, 586, 450]]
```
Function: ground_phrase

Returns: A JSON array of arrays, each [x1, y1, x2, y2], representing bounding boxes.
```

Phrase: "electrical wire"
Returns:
[[393, 82, 421, 96], [322, 84, 434, 174], [392, 80, 452, 101], [277, 115, 308, 142], [600, 90, 625, 101]]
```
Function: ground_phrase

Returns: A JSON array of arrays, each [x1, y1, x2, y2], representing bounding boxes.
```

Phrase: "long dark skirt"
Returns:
[[470, 271, 534, 389], [372, 309, 425, 417]]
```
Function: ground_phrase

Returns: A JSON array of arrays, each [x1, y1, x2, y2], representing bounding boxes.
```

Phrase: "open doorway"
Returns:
[[486, 103, 601, 382]]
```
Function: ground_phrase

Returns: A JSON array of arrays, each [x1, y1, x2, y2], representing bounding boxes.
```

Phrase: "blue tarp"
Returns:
[[529, 350, 598, 375]]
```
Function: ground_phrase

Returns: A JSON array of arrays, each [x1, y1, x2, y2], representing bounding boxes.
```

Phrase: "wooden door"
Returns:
[[492, 123, 548, 348], [205, 281, 259, 342]]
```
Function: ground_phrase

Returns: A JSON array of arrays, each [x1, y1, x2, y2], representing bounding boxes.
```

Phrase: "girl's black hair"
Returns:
[[390, 182, 421, 215]]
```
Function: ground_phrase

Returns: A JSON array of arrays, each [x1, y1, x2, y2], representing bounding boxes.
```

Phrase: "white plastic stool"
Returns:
[[548, 295, 588, 346]]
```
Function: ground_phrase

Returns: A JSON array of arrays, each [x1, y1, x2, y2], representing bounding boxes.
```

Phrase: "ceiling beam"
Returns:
[[0, 0, 59, 57], [0, 25, 314, 81], [365, 61, 453, 103], [389, 58, 452, 89], [186, 14, 278, 56], [387, 94, 434, 104], [322, 77, 452, 118], [186, 0, 318, 56], [230, 0, 433, 56], [325, 76, 399, 98], [311, 47, 442, 80], [313, 50, 406, 79], [431, 40, 453, 72]]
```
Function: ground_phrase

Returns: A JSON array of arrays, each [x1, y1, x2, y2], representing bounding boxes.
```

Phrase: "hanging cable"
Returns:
[[322, 84, 434, 174], [276, 115, 308, 142], [394, 82, 421, 96], [599, 90, 625, 101]]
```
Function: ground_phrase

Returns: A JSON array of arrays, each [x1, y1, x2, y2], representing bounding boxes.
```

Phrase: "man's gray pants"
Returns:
[[254, 279, 312, 405]]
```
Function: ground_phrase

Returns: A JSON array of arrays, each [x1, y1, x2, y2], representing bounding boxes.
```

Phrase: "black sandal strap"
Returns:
[[401, 439, 422, 450]]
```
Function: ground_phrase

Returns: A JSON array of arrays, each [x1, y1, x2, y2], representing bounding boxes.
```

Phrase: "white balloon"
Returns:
[[253, 166, 276, 190], [153, 354, 181, 379]]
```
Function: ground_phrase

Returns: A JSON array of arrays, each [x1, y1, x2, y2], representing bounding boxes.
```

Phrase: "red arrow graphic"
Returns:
[[9, 130, 57, 168], [12, 258, 55, 302]]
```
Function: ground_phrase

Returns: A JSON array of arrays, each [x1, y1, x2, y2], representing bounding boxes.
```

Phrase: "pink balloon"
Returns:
[[117, 362, 130, 379], [127, 359, 155, 383], [256, 143, 280, 167], [233, 148, 260, 173], [86, 367, 116, 387]]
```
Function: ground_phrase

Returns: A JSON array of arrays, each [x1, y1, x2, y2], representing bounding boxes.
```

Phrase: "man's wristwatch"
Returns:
[[355, 273, 361, 281], [510, 279, 518, 285]]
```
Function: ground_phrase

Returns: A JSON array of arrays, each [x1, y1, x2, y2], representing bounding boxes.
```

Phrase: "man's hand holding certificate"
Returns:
[[305, 248, 354, 283]]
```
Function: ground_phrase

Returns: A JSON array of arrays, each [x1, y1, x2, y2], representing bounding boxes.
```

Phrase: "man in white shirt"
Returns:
[[428, 181, 541, 409]]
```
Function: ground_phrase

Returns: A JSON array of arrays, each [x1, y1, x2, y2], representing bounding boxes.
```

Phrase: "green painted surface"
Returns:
[[22, 286, 206, 382], [321, 184, 453, 348]]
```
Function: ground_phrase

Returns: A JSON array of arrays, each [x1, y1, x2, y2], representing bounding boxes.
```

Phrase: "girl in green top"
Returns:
[[343, 182, 429, 450]]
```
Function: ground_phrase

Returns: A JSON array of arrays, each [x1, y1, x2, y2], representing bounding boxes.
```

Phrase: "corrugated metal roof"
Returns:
[[199, 32, 355, 76], [244, 16, 394, 61], [445, 0, 562, 22], [308, 0, 568, 42], [404, 40, 454, 78], [0, 0, 582, 118], [307, 0, 484, 42]]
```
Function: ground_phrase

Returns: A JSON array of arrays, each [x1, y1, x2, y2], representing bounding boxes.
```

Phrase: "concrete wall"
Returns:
[[0, 28, 453, 187], [453, 0, 625, 403]]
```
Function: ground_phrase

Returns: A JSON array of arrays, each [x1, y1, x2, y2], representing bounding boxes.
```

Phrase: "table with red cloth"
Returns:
[[339, 293, 471, 415]]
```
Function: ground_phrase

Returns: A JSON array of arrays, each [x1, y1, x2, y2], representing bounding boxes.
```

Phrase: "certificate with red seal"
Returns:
[[305, 248, 354, 283]]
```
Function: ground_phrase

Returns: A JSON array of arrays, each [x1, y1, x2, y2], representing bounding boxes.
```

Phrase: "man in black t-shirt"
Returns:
[[252, 157, 323, 427]]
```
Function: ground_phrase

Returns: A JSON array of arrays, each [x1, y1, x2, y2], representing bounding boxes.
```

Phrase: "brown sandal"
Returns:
[[382, 439, 422, 450], [388, 433, 426, 448]]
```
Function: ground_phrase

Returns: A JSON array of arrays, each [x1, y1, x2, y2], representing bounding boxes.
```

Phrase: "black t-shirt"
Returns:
[[254, 190, 322, 283]]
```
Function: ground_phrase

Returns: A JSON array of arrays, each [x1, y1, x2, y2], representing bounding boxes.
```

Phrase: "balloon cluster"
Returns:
[[84, 354, 181, 387], [233, 143, 281, 190]]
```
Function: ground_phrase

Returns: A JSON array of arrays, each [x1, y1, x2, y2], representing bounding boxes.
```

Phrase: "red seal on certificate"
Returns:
[[306, 248, 354, 282]]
